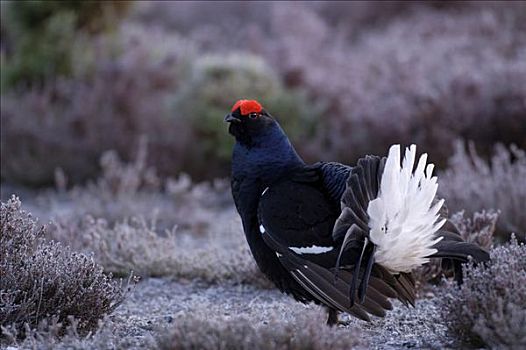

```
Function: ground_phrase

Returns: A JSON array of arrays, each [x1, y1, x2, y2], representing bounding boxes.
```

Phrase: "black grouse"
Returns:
[[225, 99, 490, 324]]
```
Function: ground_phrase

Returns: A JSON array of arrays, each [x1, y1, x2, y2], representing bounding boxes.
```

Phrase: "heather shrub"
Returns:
[[1, 0, 130, 90], [47, 215, 271, 288], [4, 318, 156, 350], [449, 209, 498, 250], [438, 237, 526, 349], [33, 142, 269, 284], [38, 142, 233, 233], [439, 142, 526, 240], [0, 24, 190, 186], [265, 3, 526, 165], [0, 196, 128, 339], [157, 306, 367, 350]]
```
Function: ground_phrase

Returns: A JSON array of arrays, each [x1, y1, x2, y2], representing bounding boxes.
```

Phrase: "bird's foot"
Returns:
[[326, 308, 339, 326]]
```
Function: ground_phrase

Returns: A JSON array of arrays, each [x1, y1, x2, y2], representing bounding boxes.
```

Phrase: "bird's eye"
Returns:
[[249, 113, 258, 119]]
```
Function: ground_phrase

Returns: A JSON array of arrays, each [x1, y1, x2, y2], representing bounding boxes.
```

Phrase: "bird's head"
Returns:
[[224, 99, 279, 147], [225, 99, 304, 178]]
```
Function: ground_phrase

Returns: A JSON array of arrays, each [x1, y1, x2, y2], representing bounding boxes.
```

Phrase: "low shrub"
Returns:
[[1, 0, 130, 89], [0, 196, 129, 340], [439, 142, 526, 240], [449, 209, 498, 250], [0, 24, 187, 186], [16, 142, 267, 286], [38, 141, 232, 232], [438, 237, 526, 349], [48, 214, 271, 289], [157, 306, 367, 350], [265, 3, 526, 166], [3, 318, 155, 350]]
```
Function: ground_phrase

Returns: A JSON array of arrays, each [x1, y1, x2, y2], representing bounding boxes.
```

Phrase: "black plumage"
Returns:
[[225, 100, 490, 324]]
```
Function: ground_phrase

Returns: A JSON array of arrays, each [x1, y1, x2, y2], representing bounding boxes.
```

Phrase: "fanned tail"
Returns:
[[334, 144, 490, 306]]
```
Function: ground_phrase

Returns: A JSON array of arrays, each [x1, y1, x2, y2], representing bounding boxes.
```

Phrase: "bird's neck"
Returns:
[[232, 125, 304, 186]]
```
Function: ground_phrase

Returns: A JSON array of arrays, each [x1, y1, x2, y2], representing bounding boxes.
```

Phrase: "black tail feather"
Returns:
[[358, 245, 375, 303], [396, 273, 416, 307], [349, 237, 369, 307], [262, 229, 399, 321], [431, 240, 490, 263], [431, 230, 490, 284]]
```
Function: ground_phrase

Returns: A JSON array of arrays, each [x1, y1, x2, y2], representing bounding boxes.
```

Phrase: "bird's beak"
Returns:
[[224, 113, 241, 123]]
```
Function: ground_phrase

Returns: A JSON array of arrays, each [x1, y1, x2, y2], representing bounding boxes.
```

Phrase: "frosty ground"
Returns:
[[111, 277, 452, 350]]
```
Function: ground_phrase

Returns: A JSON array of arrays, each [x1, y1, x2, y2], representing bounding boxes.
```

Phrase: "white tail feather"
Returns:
[[367, 144, 444, 273]]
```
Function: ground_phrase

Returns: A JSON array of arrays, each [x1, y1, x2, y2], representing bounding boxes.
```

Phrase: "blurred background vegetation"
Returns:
[[1, 1, 525, 186]]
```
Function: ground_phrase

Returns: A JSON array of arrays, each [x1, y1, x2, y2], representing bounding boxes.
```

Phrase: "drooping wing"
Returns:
[[257, 179, 397, 321]]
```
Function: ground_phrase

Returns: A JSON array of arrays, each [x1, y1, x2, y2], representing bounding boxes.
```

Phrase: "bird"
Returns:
[[225, 99, 490, 325]]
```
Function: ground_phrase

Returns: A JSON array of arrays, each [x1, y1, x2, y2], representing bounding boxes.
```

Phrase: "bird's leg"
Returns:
[[326, 307, 339, 326]]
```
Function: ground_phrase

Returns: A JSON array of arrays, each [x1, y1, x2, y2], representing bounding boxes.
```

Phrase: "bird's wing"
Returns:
[[291, 162, 351, 206], [318, 162, 352, 203], [257, 179, 397, 321], [257, 179, 338, 268]]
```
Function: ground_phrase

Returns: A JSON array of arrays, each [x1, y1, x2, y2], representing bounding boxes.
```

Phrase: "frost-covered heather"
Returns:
[[37, 140, 232, 232], [0, 24, 192, 186], [449, 209, 498, 250], [0, 196, 129, 340], [48, 215, 270, 288], [438, 237, 526, 349], [26, 144, 267, 285], [157, 306, 367, 350], [265, 3, 526, 165], [4, 318, 157, 350], [439, 142, 526, 239]]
